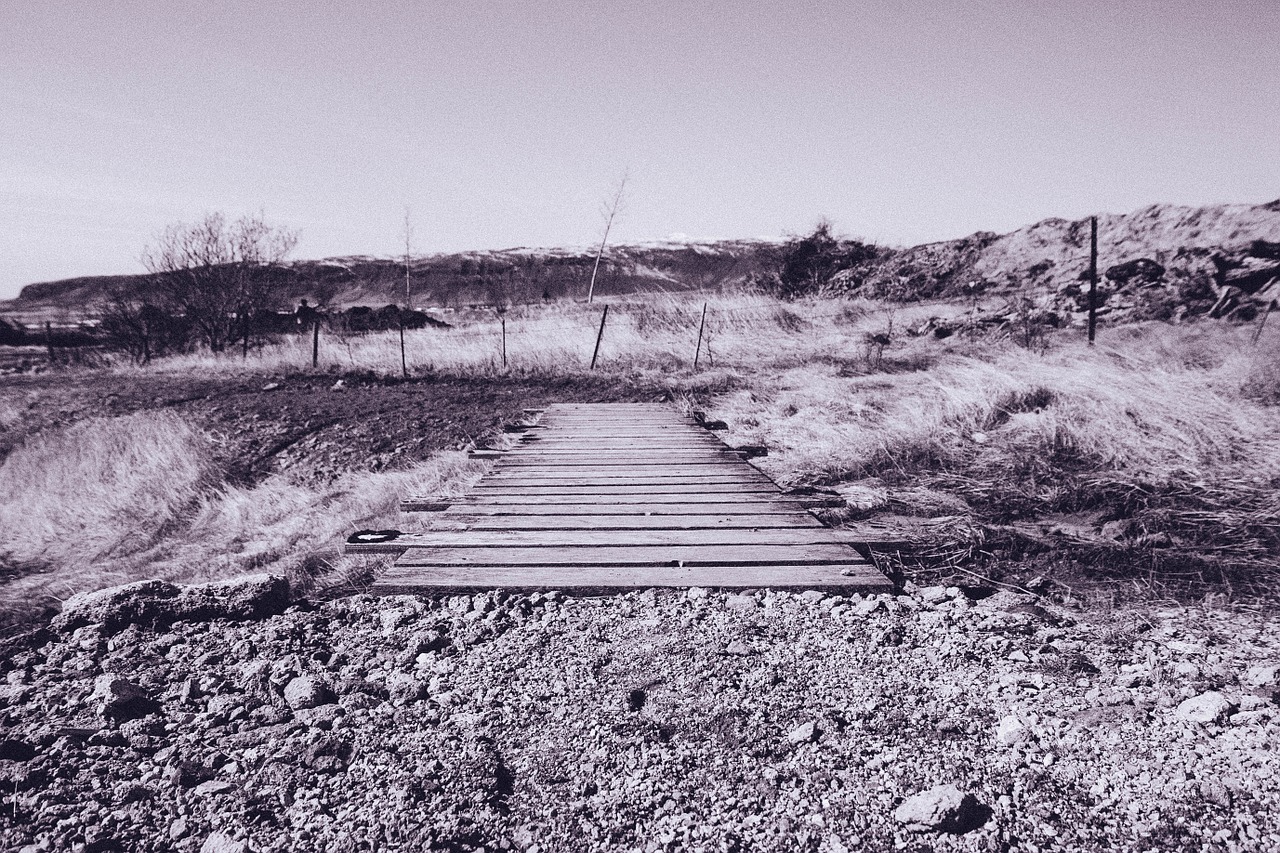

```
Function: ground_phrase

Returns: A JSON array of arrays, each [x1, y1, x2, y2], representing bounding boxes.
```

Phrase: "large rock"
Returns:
[[994, 714, 1029, 746], [1244, 664, 1278, 688], [284, 675, 335, 710], [1223, 256, 1280, 293], [52, 580, 182, 634], [787, 720, 818, 745], [54, 575, 290, 634], [200, 832, 248, 853], [173, 574, 291, 623], [94, 675, 157, 722], [1106, 258, 1165, 285], [386, 673, 429, 707], [894, 784, 988, 833], [1176, 691, 1236, 724]]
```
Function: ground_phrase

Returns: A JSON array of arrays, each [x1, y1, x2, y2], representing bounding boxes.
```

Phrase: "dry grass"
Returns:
[[108, 293, 949, 379], [0, 411, 218, 570], [5, 290, 1279, 615], [707, 315, 1280, 593], [0, 405, 488, 625]]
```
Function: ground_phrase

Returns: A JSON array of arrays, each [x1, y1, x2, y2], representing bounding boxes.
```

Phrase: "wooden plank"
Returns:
[[488, 464, 767, 477], [440, 500, 811, 514], [493, 454, 749, 465], [517, 441, 724, 449], [380, 528, 858, 548], [468, 483, 779, 495], [372, 564, 890, 594], [370, 402, 889, 592], [426, 492, 801, 506], [539, 420, 694, 427], [395, 542, 863, 566], [481, 471, 773, 484], [436, 514, 823, 529]]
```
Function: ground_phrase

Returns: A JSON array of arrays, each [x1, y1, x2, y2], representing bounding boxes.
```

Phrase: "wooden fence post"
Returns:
[[399, 316, 408, 378], [590, 305, 609, 370], [312, 318, 320, 369], [1253, 294, 1276, 345], [45, 322, 54, 364], [501, 317, 507, 368], [1088, 216, 1098, 345], [693, 302, 707, 369]]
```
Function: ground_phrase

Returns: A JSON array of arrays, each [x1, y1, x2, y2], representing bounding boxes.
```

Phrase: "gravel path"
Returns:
[[1, 579, 1277, 852]]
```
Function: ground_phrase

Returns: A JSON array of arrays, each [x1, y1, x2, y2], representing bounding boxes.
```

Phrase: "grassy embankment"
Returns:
[[1, 292, 1278, 627]]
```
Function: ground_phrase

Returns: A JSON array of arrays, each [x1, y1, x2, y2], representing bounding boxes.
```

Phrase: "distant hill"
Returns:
[[5, 200, 1280, 328], [1, 240, 775, 322]]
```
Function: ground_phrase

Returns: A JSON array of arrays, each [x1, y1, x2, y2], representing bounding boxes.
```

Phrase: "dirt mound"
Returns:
[[836, 200, 1280, 325]]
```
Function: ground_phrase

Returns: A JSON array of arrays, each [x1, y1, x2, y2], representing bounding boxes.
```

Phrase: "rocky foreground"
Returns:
[[1, 578, 1277, 853]]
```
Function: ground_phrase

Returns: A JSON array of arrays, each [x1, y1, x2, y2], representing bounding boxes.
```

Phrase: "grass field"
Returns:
[[2, 291, 1278, 627]]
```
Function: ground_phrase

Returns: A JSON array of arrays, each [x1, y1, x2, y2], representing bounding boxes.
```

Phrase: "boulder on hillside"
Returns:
[[1222, 257, 1280, 294], [1106, 258, 1165, 285], [53, 575, 291, 634], [1248, 239, 1280, 260]]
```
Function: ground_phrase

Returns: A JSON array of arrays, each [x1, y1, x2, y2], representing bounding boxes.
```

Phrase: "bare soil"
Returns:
[[0, 370, 656, 486]]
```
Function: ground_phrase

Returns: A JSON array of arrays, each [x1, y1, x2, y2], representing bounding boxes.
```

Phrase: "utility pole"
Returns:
[[1088, 216, 1098, 345]]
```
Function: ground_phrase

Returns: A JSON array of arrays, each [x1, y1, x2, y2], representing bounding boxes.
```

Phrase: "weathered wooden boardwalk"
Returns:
[[368, 403, 890, 593]]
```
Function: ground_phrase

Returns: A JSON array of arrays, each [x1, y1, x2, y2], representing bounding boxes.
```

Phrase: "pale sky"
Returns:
[[2, 0, 1278, 298]]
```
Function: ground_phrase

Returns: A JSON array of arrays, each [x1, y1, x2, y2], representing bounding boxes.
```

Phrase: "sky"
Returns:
[[2, 0, 1278, 298]]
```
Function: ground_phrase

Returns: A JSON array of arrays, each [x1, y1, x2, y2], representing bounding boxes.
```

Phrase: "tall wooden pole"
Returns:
[[399, 317, 407, 378], [590, 305, 609, 369], [1088, 216, 1098, 345], [312, 318, 320, 368], [693, 302, 707, 369], [501, 316, 507, 368]]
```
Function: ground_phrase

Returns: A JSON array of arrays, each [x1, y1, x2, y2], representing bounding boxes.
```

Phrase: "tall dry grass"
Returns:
[[7, 290, 1279, 607], [714, 330, 1280, 488], [0, 411, 217, 570], [112, 293, 954, 379], [0, 406, 489, 625]]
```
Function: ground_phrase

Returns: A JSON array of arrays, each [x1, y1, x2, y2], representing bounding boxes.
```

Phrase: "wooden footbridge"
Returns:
[[352, 403, 891, 593]]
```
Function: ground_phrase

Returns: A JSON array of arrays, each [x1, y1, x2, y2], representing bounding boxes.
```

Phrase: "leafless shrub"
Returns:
[[142, 212, 298, 352]]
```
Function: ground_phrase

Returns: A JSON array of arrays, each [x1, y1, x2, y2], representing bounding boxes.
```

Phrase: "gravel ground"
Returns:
[[1, 578, 1277, 852]]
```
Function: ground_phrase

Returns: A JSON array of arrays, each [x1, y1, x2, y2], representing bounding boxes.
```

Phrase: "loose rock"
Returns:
[[1176, 691, 1236, 724], [283, 674, 335, 710], [894, 784, 987, 833]]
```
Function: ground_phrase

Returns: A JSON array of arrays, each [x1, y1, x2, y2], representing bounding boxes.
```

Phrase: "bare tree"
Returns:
[[141, 212, 298, 352], [98, 282, 191, 364], [586, 172, 628, 303], [403, 207, 414, 310]]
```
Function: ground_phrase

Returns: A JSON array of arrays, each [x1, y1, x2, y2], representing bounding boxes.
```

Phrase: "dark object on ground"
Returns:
[[347, 530, 401, 544]]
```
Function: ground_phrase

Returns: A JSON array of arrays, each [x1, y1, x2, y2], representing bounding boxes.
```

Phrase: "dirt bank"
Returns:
[[0, 371, 655, 486]]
